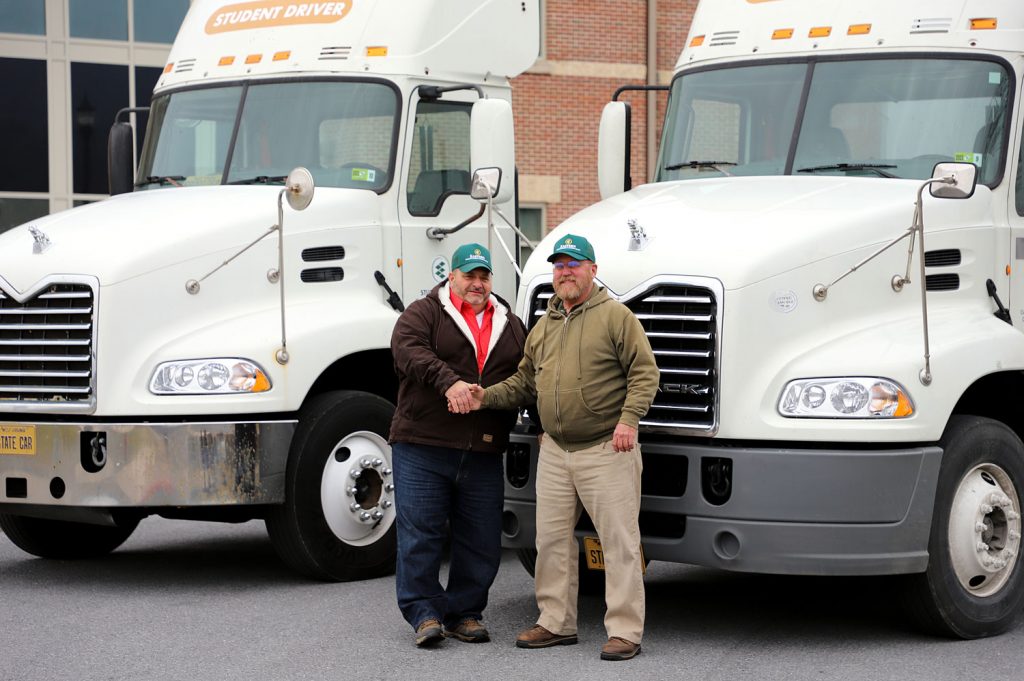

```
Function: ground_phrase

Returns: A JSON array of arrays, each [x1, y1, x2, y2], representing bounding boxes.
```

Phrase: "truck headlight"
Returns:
[[150, 358, 272, 395], [778, 377, 913, 418]]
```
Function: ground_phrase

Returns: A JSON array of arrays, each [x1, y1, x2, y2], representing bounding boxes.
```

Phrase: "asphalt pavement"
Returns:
[[1, 518, 1022, 681]]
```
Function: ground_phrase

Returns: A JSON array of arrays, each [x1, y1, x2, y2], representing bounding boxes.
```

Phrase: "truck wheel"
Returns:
[[905, 416, 1024, 638], [265, 391, 397, 581], [516, 547, 609, 596], [0, 514, 139, 559]]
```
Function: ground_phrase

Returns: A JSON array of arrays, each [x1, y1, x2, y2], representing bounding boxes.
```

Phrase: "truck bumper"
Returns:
[[0, 420, 296, 507], [502, 433, 942, 576]]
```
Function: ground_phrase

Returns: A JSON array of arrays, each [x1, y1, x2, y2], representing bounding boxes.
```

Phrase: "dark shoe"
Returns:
[[600, 636, 641, 661], [444, 618, 490, 643], [514, 624, 578, 649], [415, 618, 444, 648]]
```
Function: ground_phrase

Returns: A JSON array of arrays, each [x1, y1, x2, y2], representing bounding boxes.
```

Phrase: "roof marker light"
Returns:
[[273, 51, 291, 61], [245, 54, 262, 64], [366, 46, 388, 57], [772, 28, 794, 40], [163, 63, 173, 74], [218, 56, 235, 66], [689, 35, 705, 47], [970, 18, 997, 30], [848, 24, 871, 35], [809, 26, 832, 38]]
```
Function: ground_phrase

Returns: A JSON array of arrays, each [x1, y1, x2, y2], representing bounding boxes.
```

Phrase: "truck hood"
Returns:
[[526, 176, 993, 293], [0, 186, 377, 292]]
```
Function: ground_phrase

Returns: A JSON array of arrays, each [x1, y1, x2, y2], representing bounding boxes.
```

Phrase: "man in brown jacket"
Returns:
[[465, 234, 658, 661], [389, 243, 528, 648]]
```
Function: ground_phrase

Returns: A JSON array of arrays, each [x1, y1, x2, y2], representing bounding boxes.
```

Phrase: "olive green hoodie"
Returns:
[[482, 285, 659, 451]]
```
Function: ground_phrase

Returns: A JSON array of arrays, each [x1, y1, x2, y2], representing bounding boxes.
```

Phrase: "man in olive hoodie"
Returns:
[[390, 243, 528, 648], [466, 234, 658, 661]]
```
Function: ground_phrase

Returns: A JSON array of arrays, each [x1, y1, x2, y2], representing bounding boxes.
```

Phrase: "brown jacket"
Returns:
[[389, 282, 528, 453]]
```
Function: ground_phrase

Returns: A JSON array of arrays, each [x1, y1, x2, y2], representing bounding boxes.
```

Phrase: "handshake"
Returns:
[[445, 380, 486, 414]]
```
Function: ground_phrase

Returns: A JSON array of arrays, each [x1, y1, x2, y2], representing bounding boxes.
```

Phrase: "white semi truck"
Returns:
[[501, 0, 1024, 638], [0, 0, 538, 581]]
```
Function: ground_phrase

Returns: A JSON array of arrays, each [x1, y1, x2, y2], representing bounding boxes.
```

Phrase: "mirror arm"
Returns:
[[417, 84, 484, 101], [426, 204, 485, 240]]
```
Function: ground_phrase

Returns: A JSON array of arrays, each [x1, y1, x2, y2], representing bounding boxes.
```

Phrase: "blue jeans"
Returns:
[[392, 442, 504, 630]]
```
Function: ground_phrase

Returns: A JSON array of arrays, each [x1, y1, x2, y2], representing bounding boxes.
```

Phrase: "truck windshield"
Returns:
[[137, 80, 398, 191], [657, 58, 1011, 187]]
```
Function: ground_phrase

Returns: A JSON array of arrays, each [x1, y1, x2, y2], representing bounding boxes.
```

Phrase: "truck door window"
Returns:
[[406, 100, 472, 216]]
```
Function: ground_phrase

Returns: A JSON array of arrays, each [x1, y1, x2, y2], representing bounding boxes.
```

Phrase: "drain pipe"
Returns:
[[647, 0, 658, 182]]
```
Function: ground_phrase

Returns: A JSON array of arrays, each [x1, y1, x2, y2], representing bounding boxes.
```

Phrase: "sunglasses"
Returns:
[[552, 260, 585, 271]]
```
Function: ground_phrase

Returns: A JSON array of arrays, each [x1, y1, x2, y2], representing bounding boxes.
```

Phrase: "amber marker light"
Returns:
[[218, 56, 235, 66], [970, 18, 998, 30], [772, 28, 794, 39], [273, 51, 291, 61], [163, 63, 174, 74], [366, 46, 388, 57], [245, 54, 262, 64], [809, 26, 832, 38], [848, 24, 871, 35], [689, 35, 705, 47]]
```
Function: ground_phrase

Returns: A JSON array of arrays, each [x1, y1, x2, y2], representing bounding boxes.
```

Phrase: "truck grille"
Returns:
[[0, 283, 95, 405], [528, 282, 718, 433]]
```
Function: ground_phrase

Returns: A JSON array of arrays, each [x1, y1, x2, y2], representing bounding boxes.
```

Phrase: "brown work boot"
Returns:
[[514, 624, 578, 649], [414, 618, 444, 648], [444, 618, 490, 643], [600, 636, 641, 661]]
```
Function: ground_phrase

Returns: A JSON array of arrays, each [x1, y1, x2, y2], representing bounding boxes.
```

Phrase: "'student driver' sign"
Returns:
[[206, 0, 353, 34]]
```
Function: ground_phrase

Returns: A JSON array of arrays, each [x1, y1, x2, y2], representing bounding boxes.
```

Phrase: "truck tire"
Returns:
[[0, 514, 139, 559], [516, 547, 610, 596], [265, 390, 397, 581], [904, 415, 1024, 638]]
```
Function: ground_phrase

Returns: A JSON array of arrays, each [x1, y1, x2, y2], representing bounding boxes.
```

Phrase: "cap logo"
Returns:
[[565, 238, 573, 245]]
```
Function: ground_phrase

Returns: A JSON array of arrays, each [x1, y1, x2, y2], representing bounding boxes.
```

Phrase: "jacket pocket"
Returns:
[[556, 388, 613, 442]]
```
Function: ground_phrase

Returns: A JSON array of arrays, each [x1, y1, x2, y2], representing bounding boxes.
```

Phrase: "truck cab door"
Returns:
[[397, 95, 517, 304], [1009, 122, 1024, 328]]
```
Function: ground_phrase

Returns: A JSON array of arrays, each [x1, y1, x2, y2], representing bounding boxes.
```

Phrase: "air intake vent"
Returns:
[[175, 58, 197, 73], [528, 283, 717, 432], [0, 283, 95, 405], [925, 249, 961, 267], [302, 246, 346, 262], [301, 267, 344, 283], [708, 31, 740, 46], [926, 273, 959, 291], [319, 46, 352, 60], [910, 17, 952, 34]]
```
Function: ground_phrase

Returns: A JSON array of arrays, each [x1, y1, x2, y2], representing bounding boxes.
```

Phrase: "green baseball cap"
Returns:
[[451, 243, 493, 273], [547, 233, 596, 263]]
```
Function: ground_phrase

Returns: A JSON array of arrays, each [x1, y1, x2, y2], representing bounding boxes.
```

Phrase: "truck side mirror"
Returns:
[[470, 168, 502, 201], [598, 101, 631, 200], [108, 121, 134, 195], [470, 99, 514, 205], [929, 162, 978, 199]]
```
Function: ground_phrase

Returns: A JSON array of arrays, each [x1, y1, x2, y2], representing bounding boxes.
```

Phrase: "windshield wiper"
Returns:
[[227, 175, 288, 185], [136, 175, 185, 188], [664, 160, 736, 176], [797, 163, 898, 179]]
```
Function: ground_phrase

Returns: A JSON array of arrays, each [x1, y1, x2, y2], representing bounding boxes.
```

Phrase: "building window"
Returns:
[[519, 205, 545, 264], [406, 100, 472, 216], [0, 58, 48, 193], [69, 0, 128, 41], [71, 62, 129, 195], [0, 0, 45, 35], [134, 0, 190, 44], [0, 199, 49, 234]]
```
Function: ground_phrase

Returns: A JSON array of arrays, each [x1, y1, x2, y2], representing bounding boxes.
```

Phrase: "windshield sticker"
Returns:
[[206, 1, 353, 34], [990, 72, 1002, 85], [350, 167, 377, 182], [770, 290, 798, 314], [432, 256, 449, 283], [954, 152, 983, 166]]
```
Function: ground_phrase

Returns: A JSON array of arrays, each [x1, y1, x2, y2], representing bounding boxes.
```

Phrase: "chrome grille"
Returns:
[[529, 282, 718, 432], [0, 284, 95, 404]]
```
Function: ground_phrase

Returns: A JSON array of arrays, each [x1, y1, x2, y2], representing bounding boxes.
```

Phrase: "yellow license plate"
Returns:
[[0, 424, 37, 455], [582, 536, 646, 573]]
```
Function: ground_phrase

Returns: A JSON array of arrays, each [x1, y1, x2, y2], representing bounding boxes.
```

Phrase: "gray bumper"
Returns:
[[0, 420, 296, 507], [502, 434, 942, 576]]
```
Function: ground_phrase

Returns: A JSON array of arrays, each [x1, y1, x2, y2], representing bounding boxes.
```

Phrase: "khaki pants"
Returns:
[[534, 436, 645, 643]]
